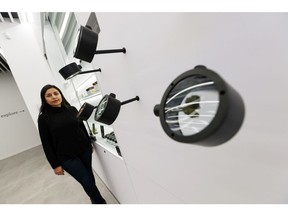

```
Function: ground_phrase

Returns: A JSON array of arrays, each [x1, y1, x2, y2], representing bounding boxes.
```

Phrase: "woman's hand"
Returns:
[[54, 166, 65, 175]]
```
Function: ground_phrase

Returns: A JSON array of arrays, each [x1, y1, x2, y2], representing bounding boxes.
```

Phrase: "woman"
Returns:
[[37, 84, 106, 204]]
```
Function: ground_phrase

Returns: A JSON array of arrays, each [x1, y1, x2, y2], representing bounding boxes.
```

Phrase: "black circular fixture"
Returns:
[[95, 93, 140, 125], [77, 93, 140, 125], [73, 25, 126, 63], [153, 65, 245, 147], [59, 62, 81, 80], [77, 102, 96, 121], [94, 93, 121, 125], [58, 62, 101, 80]]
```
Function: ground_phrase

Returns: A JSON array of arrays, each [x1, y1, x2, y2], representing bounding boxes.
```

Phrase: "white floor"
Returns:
[[0, 145, 119, 204]]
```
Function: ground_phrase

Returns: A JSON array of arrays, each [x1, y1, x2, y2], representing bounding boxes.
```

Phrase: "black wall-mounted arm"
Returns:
[[120, 96, 140, 105], [95, 48, 126, 55]]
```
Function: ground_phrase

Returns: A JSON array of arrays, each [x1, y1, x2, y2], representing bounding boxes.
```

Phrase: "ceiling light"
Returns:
[[59, 12, 70, 39]]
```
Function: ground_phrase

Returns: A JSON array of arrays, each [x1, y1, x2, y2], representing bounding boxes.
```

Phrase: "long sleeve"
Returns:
[[80, 121, 92, 139], [38, 114, 60, 169], [37, 106, 91, 167], [70, 106, 91, 140]]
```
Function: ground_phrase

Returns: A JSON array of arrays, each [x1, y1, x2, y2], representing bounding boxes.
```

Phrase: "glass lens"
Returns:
[[95, 96, 108, 120], [164, 75, 219, 136]]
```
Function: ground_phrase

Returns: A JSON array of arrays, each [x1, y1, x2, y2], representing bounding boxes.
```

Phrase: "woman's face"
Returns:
[[44, 88, 62, 107]]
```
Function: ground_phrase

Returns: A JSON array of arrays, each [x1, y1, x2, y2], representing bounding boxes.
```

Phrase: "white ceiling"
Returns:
[[0, 12, 22, 74], [0, 12, 82, 74], [0, 12, 43, 74]]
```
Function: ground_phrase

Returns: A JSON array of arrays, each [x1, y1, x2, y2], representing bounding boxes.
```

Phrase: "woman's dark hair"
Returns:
[[38, 84, 71, 117]]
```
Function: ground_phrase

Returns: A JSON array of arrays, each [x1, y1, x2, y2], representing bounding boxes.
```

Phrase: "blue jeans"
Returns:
[[61, 147, 106, 204]]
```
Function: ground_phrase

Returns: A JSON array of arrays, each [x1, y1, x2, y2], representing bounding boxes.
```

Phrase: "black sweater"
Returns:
[[38, 105, 91, 169]]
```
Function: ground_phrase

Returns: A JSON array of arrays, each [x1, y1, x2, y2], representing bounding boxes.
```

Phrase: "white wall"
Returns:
[[0, 14, 65, 159], [2, 12, 288, 204], [85, 12, 288, 203], [0, 72, 40, 159], [0, 14, 62, 128]]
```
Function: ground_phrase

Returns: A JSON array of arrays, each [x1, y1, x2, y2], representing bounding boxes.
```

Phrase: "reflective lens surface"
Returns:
[[95, 96, 108, 120], [164, 75, 220, 136]]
